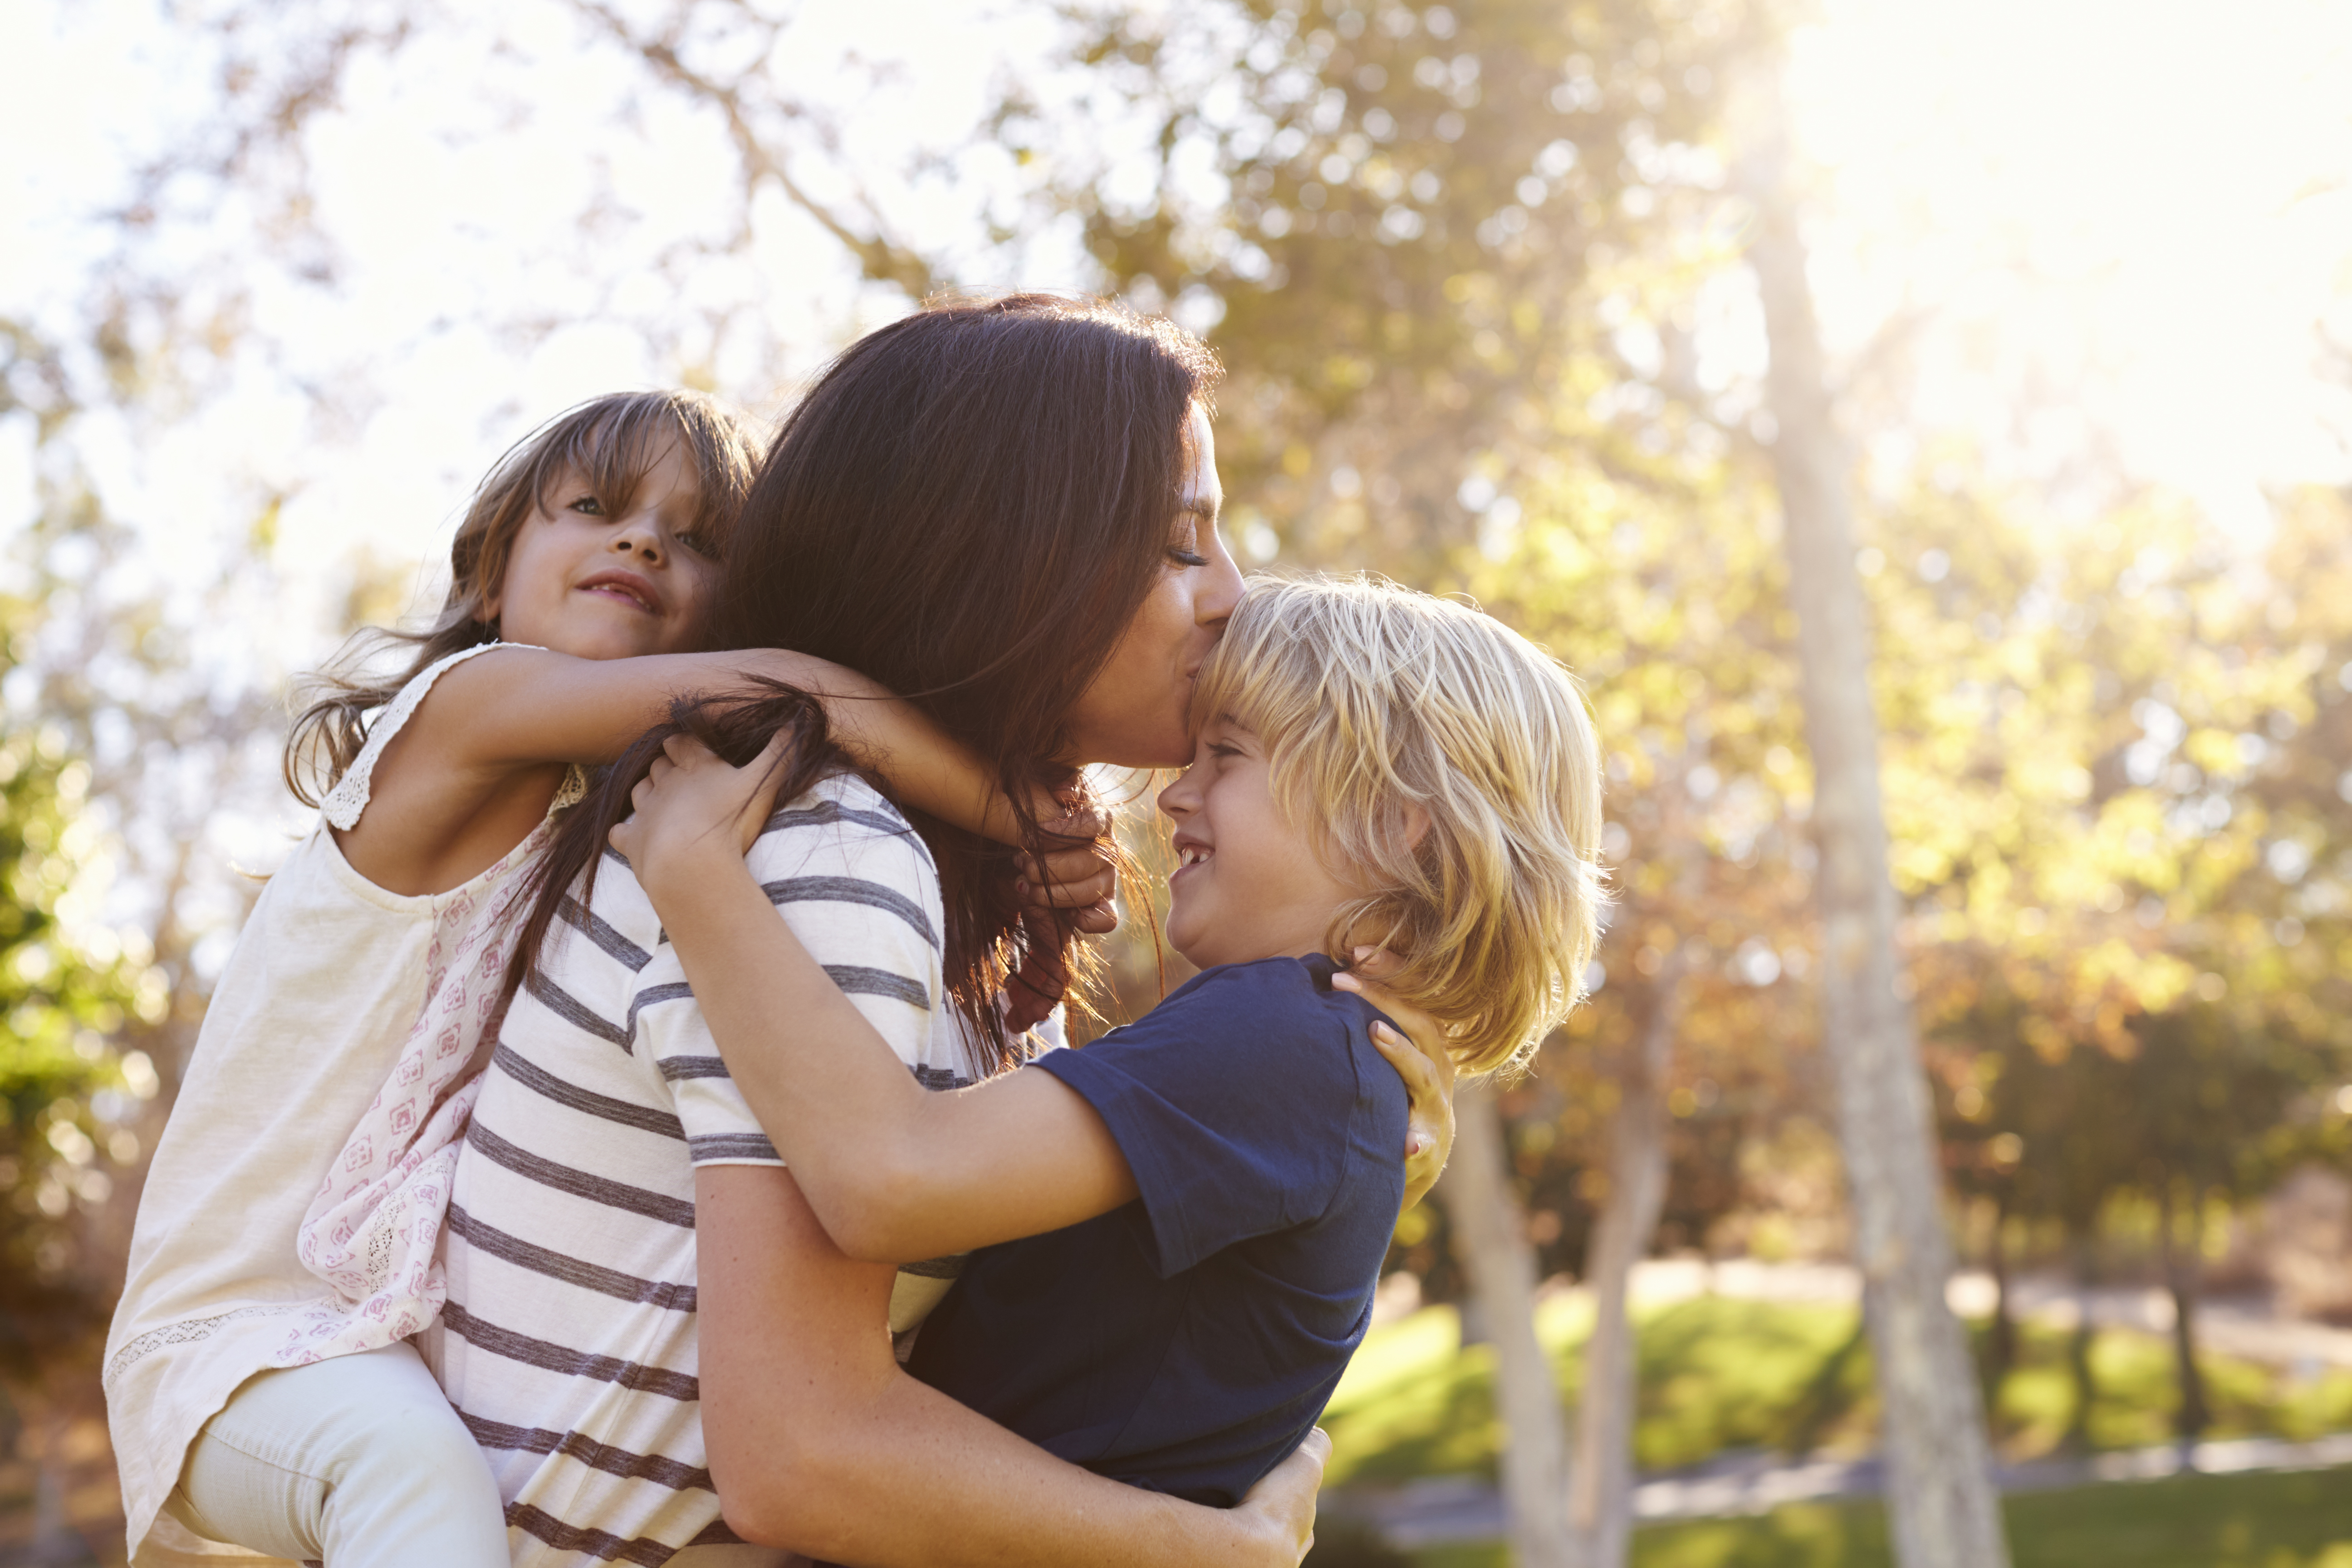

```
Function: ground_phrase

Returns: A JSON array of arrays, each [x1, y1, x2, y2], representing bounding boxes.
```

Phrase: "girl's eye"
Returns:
[[676, 530, 720, 560], [567, 494, 605, 516]]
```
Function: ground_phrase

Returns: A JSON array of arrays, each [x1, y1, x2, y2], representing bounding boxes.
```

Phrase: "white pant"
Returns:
[[163, 1343, 508, 1568]]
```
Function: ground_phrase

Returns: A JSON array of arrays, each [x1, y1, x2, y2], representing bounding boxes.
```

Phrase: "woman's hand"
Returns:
[[1230, 1427, 1329, 1566], [1332, 950, 1459, 1213], [608, 731, 794, 911]]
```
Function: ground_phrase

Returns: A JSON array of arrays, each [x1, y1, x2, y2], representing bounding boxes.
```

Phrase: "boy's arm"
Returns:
[[617, 740, 1137, 1263], [696, 1163, 1323, 1567]]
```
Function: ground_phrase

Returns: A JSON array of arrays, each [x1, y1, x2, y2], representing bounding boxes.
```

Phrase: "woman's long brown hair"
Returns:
[[507, 295, 1221, 1065]]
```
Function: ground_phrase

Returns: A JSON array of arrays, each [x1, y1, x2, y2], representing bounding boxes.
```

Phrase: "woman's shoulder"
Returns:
[[747, 769, 938, 887]]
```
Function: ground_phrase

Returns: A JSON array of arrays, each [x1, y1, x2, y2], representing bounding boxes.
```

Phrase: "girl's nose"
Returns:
[[610, 522, 663, 563]]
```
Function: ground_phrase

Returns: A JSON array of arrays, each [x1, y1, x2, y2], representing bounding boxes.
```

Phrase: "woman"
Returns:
[[431, 295, 1445, 1566]]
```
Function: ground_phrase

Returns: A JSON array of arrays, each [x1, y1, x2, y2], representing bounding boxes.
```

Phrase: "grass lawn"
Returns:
[[1403, 1464, 2352, 1568], [1323, 1297, 2352, 1489]]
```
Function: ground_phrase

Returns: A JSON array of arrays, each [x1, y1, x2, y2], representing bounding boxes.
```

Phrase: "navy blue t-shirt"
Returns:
[[906, 953, 1409, 1506]]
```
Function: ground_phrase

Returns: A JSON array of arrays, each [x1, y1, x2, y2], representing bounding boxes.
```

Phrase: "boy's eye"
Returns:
[[1207, 741, 1243, 760]]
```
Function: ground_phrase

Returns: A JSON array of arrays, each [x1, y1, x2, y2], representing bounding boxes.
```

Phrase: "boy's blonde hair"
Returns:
[[1190, 573, 1605, 1078]]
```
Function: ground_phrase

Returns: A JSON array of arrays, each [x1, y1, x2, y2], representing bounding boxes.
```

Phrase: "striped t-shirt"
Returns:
[[431, 773, 978, 1567]]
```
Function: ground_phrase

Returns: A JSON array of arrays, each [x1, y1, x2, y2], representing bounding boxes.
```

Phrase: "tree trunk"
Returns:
[[2062, 1227, 2099, 1455], [1982, 1201, 2017, 1416], [1563, 963, 1685, 1568], [1742, 84, 2013, 1568], [2157, 1185, 2210, 1450], [1439, 1082, 1573, 1568], [30, 1404, 86, 1568]]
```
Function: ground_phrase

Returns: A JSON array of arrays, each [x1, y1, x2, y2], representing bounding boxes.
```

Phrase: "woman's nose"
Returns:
[[1198, 543, 1245, 627]]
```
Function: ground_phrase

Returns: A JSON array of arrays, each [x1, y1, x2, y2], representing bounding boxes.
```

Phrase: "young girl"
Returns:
[[103, 389, 1110, 1568], [615, 571, 1602, 1530]]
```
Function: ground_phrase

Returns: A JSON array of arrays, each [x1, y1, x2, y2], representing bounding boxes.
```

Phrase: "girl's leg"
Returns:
[[169, 1342, 508, 1568]]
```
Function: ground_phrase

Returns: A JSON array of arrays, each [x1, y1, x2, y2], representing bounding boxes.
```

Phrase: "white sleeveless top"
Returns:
[[103, 644, 582, 1566]]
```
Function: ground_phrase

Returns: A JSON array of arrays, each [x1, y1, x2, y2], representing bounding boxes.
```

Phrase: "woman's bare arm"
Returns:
[[696, 1164, 1324, 1568]]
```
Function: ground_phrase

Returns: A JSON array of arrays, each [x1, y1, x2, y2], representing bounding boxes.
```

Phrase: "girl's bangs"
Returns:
[[533, 393, 760, 558]]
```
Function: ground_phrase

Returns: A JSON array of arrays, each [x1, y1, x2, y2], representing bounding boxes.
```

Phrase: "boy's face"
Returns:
[[1156, 715, 1360, 970], [490, 439, 720, 660]]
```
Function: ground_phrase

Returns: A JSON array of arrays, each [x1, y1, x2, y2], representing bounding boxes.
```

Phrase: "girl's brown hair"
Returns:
[[283, 389, 763, 806], [510, 294, 1221, 1065]]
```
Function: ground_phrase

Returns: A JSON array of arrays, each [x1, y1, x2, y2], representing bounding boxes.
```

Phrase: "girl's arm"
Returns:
[[696, 1162, 1324, 1567], [338, 645, 1111, 908]]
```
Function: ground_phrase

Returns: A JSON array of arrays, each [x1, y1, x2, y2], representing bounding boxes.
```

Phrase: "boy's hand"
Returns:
[[1333, 950, 1459, 1213], [1230, 1426, 1328, 1565], [609, 730, 794, 909]]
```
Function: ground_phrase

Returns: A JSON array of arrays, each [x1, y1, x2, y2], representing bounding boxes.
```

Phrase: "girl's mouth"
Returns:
[[576, 571, 658, 613]]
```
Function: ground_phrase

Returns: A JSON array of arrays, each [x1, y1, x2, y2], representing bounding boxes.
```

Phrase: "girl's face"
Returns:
[[1060, 405, 1245, 768], [490, 439, 721, 660]]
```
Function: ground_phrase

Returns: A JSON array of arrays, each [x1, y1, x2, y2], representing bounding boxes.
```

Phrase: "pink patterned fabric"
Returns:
[[270, 821, 553, 1367]]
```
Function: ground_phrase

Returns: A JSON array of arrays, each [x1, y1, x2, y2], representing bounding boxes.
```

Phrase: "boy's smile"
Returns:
[[1158, 717, 1361, 970]]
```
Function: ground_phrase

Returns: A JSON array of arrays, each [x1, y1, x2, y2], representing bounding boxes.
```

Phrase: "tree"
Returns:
[[0, 597, 157, 1565], [1739, 74, 2011, 1568]]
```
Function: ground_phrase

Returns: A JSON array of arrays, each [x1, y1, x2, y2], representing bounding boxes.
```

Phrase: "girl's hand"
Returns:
[[1333, 950, 1459, 1213], [609, 730, 794, 909], [1000, 798, 1119, 1033], [1230, 1426, 1328, 1565], [1009, 797, 1119, 937]]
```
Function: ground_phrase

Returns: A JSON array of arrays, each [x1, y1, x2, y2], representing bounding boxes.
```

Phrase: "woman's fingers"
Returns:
[[1234, 1427, 1327, 1567], [1335, 966, 1459, 1210]]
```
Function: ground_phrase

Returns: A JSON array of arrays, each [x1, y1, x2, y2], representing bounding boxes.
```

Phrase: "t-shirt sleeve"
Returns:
[[636, 779, 948, 1167], [1036, 965, 1361, 1276]]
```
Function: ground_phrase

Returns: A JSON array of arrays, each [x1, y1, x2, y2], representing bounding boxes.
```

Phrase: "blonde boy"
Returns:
[[618, 572, 1604, 1521]]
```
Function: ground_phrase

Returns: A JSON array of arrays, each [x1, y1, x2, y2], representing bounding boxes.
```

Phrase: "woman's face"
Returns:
[[1061, 405, 1245, 769]]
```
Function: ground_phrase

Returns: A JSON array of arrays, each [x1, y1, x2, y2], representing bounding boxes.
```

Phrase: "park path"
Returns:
[[1344, 1258, 2352, 1546], [1346, 1432, 2352, 1546]]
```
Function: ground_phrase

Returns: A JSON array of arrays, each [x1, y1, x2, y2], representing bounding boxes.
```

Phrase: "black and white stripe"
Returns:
[[436, 774, 972, 1566]]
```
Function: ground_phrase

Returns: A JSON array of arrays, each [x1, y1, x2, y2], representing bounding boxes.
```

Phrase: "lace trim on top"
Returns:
[[319, 642, 587, 831]]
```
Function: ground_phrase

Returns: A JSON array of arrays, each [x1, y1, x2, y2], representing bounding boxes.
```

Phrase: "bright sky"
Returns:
[[5, 0, 2351, 646]]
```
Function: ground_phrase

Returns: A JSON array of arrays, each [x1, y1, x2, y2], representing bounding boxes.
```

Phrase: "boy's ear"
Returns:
[[1397, 804, 1433, 855]]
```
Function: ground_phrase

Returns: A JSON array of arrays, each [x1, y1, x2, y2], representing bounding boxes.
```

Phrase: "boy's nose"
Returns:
[[1156, 769, 1198, 821]]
